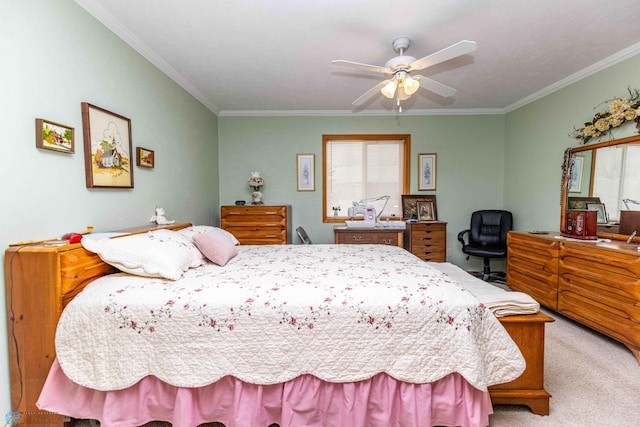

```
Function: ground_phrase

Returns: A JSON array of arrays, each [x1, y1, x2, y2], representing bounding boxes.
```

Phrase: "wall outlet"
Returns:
[[446, 247, 452, 257]]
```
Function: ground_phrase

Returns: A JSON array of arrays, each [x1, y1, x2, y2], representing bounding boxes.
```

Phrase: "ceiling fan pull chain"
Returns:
[[397, 99, 402, 113]]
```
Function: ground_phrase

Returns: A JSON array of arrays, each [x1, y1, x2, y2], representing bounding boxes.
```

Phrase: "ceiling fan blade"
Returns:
[[331, 59, 391, 74], [409, 40, 477, 71], [414, 75, 457, 98], [352, 80, 389, 105]]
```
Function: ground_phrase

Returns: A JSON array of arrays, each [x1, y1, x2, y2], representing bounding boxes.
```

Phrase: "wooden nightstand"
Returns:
[[333, 226, 403, 247], [403, 221, 447, 262]]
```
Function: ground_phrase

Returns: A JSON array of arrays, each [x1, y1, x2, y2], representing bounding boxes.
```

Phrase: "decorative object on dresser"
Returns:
[[507, 231, 640, 364], [248, 171, 264, 204], [81, 102, 134, 189], [403, 221, 447, 262], [334, 225, 403, 247], [401, 194, 437, 221], [458, 210, 512, 280], [562, 209, 597, 240], [220, 205, 291, 244], [296, 154, 315, 191], [418, 153, 437, 191], [35, 118, 74, 153]]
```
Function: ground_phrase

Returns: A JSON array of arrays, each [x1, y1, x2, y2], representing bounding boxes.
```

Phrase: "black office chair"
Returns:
[[457, 210, 512, 281], [296, 226, 312, 244]]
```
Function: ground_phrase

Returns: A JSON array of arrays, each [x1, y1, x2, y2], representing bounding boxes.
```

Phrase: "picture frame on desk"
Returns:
[[402, 195, 438, 221], [587, 202, 608, 224], [416, 201, 436, 221]]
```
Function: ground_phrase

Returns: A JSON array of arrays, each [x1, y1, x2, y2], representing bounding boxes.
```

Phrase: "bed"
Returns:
[[5, 224, 548, 427]]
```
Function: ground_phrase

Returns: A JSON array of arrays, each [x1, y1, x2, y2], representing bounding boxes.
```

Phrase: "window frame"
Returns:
[[322, 134, 411, 223]]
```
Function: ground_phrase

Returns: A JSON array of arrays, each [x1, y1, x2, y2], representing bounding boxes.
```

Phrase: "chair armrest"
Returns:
[[457, 229, 470, 245]]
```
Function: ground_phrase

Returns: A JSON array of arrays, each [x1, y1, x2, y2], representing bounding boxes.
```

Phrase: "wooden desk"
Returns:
[[333, 226, 403, 247]]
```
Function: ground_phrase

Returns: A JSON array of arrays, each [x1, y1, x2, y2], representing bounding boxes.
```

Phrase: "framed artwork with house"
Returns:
[[81, 102, 134, 188]]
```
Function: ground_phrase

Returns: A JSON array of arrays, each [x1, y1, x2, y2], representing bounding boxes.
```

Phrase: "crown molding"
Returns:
[[217, 107, 505, 117], [504, 41, 640, 113], [75, 0, 220, 115]]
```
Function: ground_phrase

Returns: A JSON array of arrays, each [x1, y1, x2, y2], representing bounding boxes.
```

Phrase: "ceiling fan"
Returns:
[[331, 37, 477, 111]]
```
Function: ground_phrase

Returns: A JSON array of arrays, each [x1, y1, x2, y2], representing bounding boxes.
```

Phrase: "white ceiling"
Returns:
[[77, 0, 640, 116]]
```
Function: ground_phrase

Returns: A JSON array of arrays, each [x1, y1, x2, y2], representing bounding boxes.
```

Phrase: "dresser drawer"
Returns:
[[334, 229, 403, 246]]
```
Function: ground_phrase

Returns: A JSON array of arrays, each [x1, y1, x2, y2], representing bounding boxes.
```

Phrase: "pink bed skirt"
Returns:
[[38, 360, 492, 427]]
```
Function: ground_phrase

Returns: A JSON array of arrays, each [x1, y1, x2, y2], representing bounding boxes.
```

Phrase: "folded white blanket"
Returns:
[[428, 262, 540, 317]]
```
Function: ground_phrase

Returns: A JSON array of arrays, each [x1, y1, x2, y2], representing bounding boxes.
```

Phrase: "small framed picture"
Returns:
[[416, 201, 436, 221], [136, 147, 155, 168], [587, 202, 608, 224], [297, 154, 315, 191], [418, 153, 437, 191], [569, 155, 585, 193], [36, 118, 74, 153]]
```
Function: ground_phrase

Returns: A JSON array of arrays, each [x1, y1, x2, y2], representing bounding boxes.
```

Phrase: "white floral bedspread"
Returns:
[[55, 244, 525, 391]]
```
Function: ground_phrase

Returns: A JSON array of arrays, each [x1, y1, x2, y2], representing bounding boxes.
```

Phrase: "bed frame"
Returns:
[[4, 223, 552, 426]]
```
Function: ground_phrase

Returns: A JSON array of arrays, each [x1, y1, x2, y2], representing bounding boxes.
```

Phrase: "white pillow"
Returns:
[[81, 229, 194, 280], [177, 225, 240, 246]]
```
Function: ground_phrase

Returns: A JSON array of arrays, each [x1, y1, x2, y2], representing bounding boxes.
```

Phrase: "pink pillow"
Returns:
[[192, 230, 238, 266]]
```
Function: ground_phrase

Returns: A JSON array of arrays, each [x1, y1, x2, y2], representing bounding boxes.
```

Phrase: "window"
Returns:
[[323, 134, 410, 222]]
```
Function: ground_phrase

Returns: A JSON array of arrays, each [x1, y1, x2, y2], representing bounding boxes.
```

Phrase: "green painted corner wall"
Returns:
[[504, 54, 640, 232]]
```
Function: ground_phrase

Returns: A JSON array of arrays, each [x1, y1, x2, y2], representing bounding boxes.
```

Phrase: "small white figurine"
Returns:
[[150, 207, 175, 225]]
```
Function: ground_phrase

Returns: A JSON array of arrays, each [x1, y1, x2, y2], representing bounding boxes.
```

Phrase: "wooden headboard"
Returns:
[[4, 222, 191, 425]]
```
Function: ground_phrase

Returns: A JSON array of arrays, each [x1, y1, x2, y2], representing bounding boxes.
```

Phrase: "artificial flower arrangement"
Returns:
[[571, 87, 640, 144]]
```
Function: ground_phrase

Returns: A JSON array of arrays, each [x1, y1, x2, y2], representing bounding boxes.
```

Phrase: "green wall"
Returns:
[[0, 0, 219, 413], [219, 114, 506, 265], [504, 54, 640, 232]]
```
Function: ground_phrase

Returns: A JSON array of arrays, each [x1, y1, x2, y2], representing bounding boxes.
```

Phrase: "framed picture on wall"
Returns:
[[35, 118, 74, 153], [418, 153, 437, 191], [568, 155, 585, 193], [81, 102, 134, 188], [136, 147, 155, 168], [297, 154, 315, 191]]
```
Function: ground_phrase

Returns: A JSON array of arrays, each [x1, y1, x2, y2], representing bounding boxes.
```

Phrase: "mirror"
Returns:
[[561, 134, 640, 239]]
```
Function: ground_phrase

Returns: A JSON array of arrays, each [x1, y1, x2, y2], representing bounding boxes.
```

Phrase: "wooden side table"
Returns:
[[333, 226, 403, 247]]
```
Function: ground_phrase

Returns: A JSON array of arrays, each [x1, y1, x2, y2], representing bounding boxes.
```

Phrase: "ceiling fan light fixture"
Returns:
[[380, 80, 397, 99], [403, 76, 420, 95], [396, 85, 410, 101]]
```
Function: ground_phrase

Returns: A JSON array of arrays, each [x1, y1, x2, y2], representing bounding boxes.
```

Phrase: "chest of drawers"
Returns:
[[506, 231, 640, 364], [403, 221, 447, 262], [220, 205, 291, 245]]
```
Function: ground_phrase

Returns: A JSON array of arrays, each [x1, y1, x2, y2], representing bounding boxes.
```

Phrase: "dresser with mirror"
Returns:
[[507, 134, 640, 364]]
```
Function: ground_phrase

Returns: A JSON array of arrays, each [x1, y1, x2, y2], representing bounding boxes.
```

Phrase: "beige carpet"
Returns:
[[490, 307, 640, 426]]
